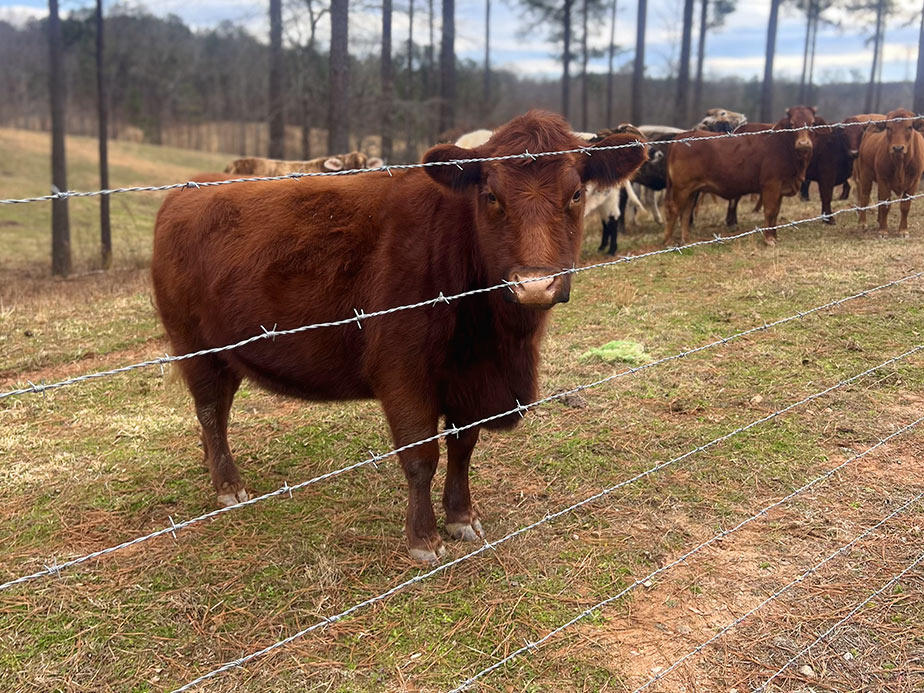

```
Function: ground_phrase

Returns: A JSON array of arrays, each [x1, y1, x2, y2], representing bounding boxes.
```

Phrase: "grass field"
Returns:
[[1, 129, 923, 692]]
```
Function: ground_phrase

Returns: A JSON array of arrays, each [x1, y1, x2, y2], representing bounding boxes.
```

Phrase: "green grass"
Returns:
[[2, 129, 924, 691]]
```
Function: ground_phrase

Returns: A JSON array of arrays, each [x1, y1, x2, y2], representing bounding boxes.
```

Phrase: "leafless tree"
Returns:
[[382, 0, 394, 160], [269, 0, 285, 158], [96, 0, 111, 269], [439, 0, 455, 132], [48, 0, 71, 276], [328, 0, 350, 152], [760, 0, 781, 122], [631, 0, 646, 124]]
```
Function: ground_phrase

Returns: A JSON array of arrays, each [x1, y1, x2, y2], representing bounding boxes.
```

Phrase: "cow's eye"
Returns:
[[487, 192, 498, 204], [571, 189, 582, 203]]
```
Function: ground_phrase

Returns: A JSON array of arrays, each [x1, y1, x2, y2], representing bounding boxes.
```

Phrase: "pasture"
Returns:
[[1, 129, 924, 692]]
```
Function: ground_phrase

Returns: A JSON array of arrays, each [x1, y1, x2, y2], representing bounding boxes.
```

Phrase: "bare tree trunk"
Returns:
[[631, 0, 646, 125], [96, 0, 111, 270], [268, 0, 285, 158], [404, 0, 416, 161], [483, 0, 490, 113], [439, 0, 455, 132], [760, 0, 781, 123], [865, 0, 884, 112], [581, 0, 588, 130], [328, 0, 350, 153], [798, 0, 812, 103], [562, 0, 572, 119], [381, 0, 393, 161], [48, 0, 71, 277], [675, 0, 694, 126], [606, 0, 617, 125], [806, 4, 818, 104], [693, 0, 707, 119], [301, 75, 312, 159], [914, 0, 924, 114]]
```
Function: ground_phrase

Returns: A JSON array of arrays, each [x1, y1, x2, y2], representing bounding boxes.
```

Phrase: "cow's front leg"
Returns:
[[876, 181, 892, 233], [898, 193, 913, 236], [443, 426, 483, 541], [381, 396, 444, 562], [760, 184, 783, 245]]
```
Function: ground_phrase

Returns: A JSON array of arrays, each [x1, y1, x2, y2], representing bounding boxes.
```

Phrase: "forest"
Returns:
[[2, 0, 923, 164]]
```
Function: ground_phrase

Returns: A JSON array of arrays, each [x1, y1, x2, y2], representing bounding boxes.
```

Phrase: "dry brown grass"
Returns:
[[2, 169, 924, 692]]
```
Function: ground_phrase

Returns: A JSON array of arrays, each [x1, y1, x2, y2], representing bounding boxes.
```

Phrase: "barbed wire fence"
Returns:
[[1, 115, 922, 207], [173, 388, 924, 692], [2, 115, 923, 690], [2, 273, 920, 592]]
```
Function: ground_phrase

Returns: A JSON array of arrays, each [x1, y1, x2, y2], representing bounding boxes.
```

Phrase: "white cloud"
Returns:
[[0, 4, 46, 27]]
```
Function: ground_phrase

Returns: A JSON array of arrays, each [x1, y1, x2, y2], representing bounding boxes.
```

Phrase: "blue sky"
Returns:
[[1, 0, 921, 82]]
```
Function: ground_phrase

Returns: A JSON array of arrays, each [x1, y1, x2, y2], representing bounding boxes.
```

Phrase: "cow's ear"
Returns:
[[323, 158, 344, 171], [367, 156, 385, 168], [813, 115, 827, 126], [580, 131, 648, 186], [869, 120, 888, 132], [913, 117, 924, 132], [423, 144, 482, 189]]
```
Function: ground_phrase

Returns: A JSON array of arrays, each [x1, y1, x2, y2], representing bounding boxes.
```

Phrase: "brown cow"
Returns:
[[856, 108, 924, 235], [224, 151, 384, 176], [151, 111, 646, 562], [841, 113, 886, 200], [664, 106, 818, 245]]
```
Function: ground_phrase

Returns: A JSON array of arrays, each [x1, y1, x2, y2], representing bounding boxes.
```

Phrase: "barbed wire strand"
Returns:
[[447, 413, 924, 692], [3, 193, 922, 403], [2, 115, 921, 205], [170, 354, 922, 693], [757, 545, 924, 691], [632, 491, 924, 692], [2, 276, 918, 593]]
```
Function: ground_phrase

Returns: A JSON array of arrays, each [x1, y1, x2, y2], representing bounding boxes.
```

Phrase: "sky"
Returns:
[[1, 0, 922, 83]]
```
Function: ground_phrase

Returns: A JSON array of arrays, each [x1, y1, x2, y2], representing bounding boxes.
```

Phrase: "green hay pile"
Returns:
[[579, 340, 650, 366]]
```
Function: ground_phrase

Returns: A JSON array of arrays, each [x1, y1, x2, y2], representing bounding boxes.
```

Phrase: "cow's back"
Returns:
[[152, 173, 411, 400]]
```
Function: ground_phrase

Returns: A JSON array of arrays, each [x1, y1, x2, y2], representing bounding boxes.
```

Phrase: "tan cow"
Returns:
[[856, 108, 924, 235], [224, 151, 384, 176], [694, 108, 748, 133]]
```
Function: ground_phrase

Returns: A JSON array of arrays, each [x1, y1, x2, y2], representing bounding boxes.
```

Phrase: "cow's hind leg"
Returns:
[[443, 427, 483, 541], [726, 197, 740, 228], [180, 356, 245, 507]]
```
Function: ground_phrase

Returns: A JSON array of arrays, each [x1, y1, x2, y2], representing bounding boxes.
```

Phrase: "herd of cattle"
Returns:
[[219, 105, 924, 254], [455, 105, 924, 249], [151, 106, 923, 562]]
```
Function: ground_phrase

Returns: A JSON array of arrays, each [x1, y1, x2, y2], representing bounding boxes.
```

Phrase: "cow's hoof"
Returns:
[[409, 542, 446, 564], [446, 518, 484, 541], [217, 485, 249, 507], [763, 237, 777, 247], [823, 216, 835, 225]]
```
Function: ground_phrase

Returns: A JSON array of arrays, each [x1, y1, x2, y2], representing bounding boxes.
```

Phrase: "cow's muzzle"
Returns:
[[504, 267, 571, 308], [849, 149, 859, 158], [892, 145, 907, 156]]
